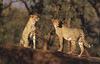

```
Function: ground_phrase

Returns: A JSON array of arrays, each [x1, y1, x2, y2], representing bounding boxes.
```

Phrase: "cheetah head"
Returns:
[[51, 19, 59, 27], [30, 15, 39, 22]]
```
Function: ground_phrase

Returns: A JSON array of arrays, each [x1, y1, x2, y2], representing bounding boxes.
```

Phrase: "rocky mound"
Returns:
[[0, 46, 100, 64]]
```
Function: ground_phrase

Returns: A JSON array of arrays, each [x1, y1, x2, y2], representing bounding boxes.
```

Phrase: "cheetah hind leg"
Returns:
[[78, 42, 84, 57], [67, 41, 72, 54]]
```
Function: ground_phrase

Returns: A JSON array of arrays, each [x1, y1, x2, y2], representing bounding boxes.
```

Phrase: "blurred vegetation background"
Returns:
[[0, 0, 100, 56]]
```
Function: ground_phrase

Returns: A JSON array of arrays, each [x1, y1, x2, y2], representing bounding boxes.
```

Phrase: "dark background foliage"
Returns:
[[0, 0, 100, 57]]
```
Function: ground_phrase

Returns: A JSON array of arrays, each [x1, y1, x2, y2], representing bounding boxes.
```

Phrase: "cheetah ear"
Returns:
[[30, 15, 35, 18], [30, 15, 32, 17], [51, 19, 54, 22]]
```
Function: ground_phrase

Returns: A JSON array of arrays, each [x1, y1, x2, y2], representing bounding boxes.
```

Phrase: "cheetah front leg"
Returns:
[[33, 33, 36, 49], [58, 37, 63, 51]]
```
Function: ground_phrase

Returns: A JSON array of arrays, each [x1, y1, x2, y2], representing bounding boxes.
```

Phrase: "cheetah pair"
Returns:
[[20, 15, 91, 57]]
